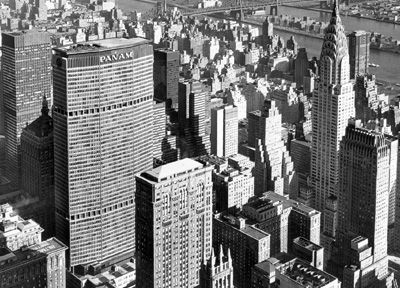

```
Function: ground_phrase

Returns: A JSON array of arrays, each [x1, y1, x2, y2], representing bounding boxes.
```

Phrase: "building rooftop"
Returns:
[[263, 192, 320, 217], [24, 97, 53, 138], [140, 158, 204, 183], [277, 258, 337, 287], [86, 261, 136, 287], [217, 214, 270, 241], [254, 260, 275, 275], [293, 237, 323, 251], [54, 37, 151, 55], [0, 238, 67, 269]]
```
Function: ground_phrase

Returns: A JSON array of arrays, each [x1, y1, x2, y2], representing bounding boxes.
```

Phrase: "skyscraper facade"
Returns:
[[295, 48, 309, 88], [52, 38, 153, 268], [211, 104, 238, 158], [20, 96, 55, 239], [330, 124, 397, 286], [179, 80, 211, 158], [2, 30, 52, 187], [254, 100, 296, 196], [347, 30, 370, 79], [135, 159, 213, 288], [153, 48, 179, 110], [310, 2, 355, 260]]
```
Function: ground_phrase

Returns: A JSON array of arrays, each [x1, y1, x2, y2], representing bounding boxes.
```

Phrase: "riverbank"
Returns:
[[284, 3, 400, 26]]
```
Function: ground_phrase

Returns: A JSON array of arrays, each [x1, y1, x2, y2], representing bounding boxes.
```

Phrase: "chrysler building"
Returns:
[[310, 0, 355, 262]]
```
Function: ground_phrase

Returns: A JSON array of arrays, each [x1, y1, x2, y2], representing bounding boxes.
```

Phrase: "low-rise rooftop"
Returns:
[[140, 158, 205, 183], [0, 238, 67, 269]]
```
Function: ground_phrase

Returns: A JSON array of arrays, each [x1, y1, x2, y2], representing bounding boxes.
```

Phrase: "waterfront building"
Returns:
[[310, 1, 355, 262], [20, 96, 55, 239], [347, 30, 370, 79], [153, 48, 179, 110], [253, 100, 296, 196], [200, 246, 235, 288], [330, 124, 397, 286], [2, 30, 52, 188], [0, 237, 67, 288], [52, 38, 154, 268], [135, 159, 213, 288], [213, 213, 270, 288], [210, 105, 238, 158]]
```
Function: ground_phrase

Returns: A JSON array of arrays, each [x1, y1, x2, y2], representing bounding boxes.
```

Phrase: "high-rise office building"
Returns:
[[330, 124, 397, 286], [295, 48, 309, 88], [254, 100, 296, 196], [179, 80, 211, 158], [347, 30, 370, 79], [211, 105, 238, 158], [20, 96, 55, 239], [2, 30, 52, 188], [310, 1, 355, 262], [153, 48, 179, 110], [52, 38, 153, 268], [135, 159, 213, 288]]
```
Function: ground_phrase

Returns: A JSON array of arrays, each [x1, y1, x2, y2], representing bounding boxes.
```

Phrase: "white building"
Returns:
[[211, 105, 238, 158], [226, 86, 247, 120]]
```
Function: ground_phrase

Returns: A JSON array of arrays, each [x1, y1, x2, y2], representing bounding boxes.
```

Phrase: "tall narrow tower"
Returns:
[[2, 30, 52, 188], [310, 0, 355, 260], [52, 39, 154, 268]]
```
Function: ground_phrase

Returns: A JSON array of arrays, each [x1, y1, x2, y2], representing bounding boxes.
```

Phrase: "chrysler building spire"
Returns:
[[319, 0, 350, 85]]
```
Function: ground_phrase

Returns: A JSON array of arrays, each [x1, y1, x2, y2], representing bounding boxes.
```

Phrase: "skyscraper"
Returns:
[[347, 30, 370, 79], [295, 48, 309, 88], [254, 100, 296, 196], [135, 159, 213, 288], [20, 96, 55, 239], [52, 38, 153, 268], [2, 30, 52, 188], [210, 105, 238, 158], [153, 48, 179, 110], [330, 124, 397, 286], [179, 80, 211, 158], [310, 1, 355, 261]]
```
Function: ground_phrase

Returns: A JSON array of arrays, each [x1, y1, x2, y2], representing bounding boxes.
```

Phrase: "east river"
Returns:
[[120, 0, 400, 84]]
